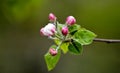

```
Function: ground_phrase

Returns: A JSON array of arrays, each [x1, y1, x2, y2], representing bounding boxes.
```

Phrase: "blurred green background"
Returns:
[[0, 0, 120, 73]]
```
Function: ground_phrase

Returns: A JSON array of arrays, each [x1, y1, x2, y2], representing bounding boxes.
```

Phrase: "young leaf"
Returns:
[[44, 45, 61, 71], [60, 42, 69, 54], [56, 23, 64, 36], [73, 28, 97, 45], [54, 39, 69, 54], [68, 24, 80, 35], [68, 40, 83, 55]]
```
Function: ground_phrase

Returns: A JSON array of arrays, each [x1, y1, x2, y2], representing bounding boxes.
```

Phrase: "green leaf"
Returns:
[[73, 28, 97, 45], [54, 39, 61, 45], [54, 39, 69, 54], [68, 24, 80, 35], [44, 45, 61, 71], [56, 23, 64, 36], [68, 40, 83, 55], [60, 42, 69, 54], [57, 23, 64, 29]]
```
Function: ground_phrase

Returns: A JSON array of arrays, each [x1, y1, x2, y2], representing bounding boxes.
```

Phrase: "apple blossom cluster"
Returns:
[[41, 13, 97, 71], [40, 13, 76, 56]]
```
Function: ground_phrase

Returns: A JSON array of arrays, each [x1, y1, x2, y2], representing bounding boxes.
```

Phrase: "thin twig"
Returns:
[[64, 38, 120, 43], [93, 38, 120, 43]]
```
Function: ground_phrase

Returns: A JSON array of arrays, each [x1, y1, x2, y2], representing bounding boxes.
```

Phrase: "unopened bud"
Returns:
[[49, 13, 56, 22], [49, 48, 57, 56], [62, 26, 68, 36], [66, 16, 76, 25]]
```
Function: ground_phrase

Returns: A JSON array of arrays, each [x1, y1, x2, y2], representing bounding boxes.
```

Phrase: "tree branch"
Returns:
[[64, 38, 120, 43], [93, 38, 120, 43]]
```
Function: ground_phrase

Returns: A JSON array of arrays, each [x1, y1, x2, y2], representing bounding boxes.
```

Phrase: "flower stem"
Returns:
[[56, 41, 63, 51]]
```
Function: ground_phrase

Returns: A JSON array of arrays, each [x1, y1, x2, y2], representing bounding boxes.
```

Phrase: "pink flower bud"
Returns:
[[40, 23, 56, 36], [62, 26, 68, 36], [49, 13, 56, 22], [66, 16, 76, 25], [40, 27, 44, 36], [49, 48, 57, 56]]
